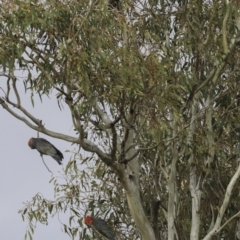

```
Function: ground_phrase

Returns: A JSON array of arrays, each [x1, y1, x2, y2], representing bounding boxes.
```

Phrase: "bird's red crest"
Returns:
[[28, 138, 33, 148], [84, 216, 93, 226]]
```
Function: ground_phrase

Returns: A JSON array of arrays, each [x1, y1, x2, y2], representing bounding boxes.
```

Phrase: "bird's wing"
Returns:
[[35, 138, 59, 156], [93, 218, 116, 240]]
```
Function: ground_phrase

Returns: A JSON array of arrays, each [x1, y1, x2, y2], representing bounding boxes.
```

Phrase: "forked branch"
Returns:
[[0, 79, 113, 165]]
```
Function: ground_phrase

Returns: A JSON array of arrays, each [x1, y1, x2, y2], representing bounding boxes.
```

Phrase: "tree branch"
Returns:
[[119, 150, 140, 164], [167, 113, 178, 240], [222, 1, 231, 54], [93, 99, 121, 152], [203, 163, 240, 240], [0, 97, 76, 142], [151, 200, 160, 240], [0, 96, 112, 164], [188, 93, 202, 240], [216, 211, 240, 235], [5, 78, 43, 126], [118, 166, 156, 240], [111, 123, 117, 161]]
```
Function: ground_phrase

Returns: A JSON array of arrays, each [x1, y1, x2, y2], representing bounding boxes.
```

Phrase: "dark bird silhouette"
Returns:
[[108, 0, 121, 10], [28, 137, 63, 165], [84, 216, 116, 240]]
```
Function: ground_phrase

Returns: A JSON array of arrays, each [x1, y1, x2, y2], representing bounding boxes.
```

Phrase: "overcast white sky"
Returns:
[[0, 80, 80, 239]]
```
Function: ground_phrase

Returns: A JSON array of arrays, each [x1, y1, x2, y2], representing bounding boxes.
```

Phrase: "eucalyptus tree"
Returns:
[[1, 0, 240, 239]]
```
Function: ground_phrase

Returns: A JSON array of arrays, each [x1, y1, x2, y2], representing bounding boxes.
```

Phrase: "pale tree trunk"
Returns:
[[168, 114, 179, 240], [92, 101, 156, 240], [124, 112, 140, 188], [126, 183, 156, 240], [189, 165, 201, 240], [117, 106, 156, 240], [236, 147, 240, 240], [117, 164, 156, 240], [202, 164, 240, 240], [236, 218, 240, 240], [188, 96, 202, 240]]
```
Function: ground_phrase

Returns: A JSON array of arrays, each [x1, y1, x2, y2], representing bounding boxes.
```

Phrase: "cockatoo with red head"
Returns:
[[28, 137, 63, 165], [84, 216, 116, 240]]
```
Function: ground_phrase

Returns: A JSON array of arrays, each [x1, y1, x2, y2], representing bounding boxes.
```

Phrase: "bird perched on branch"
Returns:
[[28, 137, 63, 165], [84, 216, 116, 240]]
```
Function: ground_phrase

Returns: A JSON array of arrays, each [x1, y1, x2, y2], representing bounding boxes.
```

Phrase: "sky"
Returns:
[[0, 80, 79, 240]]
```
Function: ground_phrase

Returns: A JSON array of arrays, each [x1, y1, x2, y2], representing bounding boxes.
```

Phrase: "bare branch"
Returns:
[[0, 98, 78, 143], [167, 114, 178, 240], [12, 77, 21, 106], [120, 125, 129, 161], [203, 163, 240, 240], [222, 1, 231, 54], [84, 116, 121, 131], [93, 99, 112, 125], [111, 124, 117, 161], [216, 211, 240, 235], [0, 97, 112, 164], [64, 95, 113, 164], [5, 78, 43, 126], [93, 99, 121, 152]]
